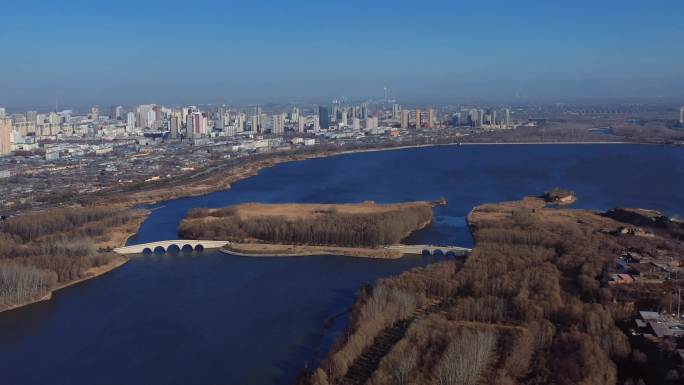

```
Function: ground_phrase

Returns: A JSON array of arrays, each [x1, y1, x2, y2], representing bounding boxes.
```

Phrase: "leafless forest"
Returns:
[[0, 206, 137, 310], [301, 198, 684, 385], [179, 205, 434, 247]]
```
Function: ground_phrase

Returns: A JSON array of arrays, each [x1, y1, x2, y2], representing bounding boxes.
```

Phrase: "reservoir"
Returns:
[[0, 144, 683, 385]]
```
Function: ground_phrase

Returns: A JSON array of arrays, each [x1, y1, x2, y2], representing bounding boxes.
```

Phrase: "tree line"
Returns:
[[0, 205, 136, 310], [304, 198, 659, 385], [179, 205, 434, 247]]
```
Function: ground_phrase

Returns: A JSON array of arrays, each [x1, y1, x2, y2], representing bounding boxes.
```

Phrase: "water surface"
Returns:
[[1, 144, 682, 385]]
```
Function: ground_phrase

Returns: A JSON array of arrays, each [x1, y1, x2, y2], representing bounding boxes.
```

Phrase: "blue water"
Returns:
[[0, 144, 682, 385]]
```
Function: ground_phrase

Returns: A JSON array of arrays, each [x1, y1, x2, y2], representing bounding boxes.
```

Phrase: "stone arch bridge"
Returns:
[[387, 244, 472, 258], [113, 240, 229, 255]]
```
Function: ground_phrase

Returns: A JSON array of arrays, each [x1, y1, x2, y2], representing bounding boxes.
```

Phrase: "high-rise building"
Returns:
[[186, 111, 204, 137], [400, 109, 409, 129], [298, 116, 306, 133], [0, 107, 5, 119], [318, 106, 330, 130], [170, 115, 180, 138], [0, 118, 12, 155], [505, 108, 511, 127], [360, 103, 368, 119], [291, 107, 300, 123], [90, 106, 99, 120], [365, 117, 378, 129], [340, 109, 348, 127], [137, 104, 154, 128], [250, 115, 259, 133], [272, 114, 285, 135], [331, 102, 340, 123], [427, 108, 435, 129], [415, 108, 421, 128], [680, 105, 684, 125], [126, 112, 136, 131], [392, 104, 401, 120], [236, 113, 245, 133], [110, 105, 123, 120], [469, 109, 479, 127], [26, 111, 37, 125], [352, 118, 361, 131]]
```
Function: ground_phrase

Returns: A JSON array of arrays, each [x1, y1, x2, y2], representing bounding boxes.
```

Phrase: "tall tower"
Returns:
[[427, 108, 435, 129], [0, 118, 12, 155], [505, 108, 511, 127], [318, 106, 329, 130], [400, 110, 409, 129], [680, 105, 684, 125], [415, 108, 421, 128]]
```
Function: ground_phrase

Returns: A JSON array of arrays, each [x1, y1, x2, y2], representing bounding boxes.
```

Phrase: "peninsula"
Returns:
[[178, 200, 444, 258], [299, 194, 684, 385]]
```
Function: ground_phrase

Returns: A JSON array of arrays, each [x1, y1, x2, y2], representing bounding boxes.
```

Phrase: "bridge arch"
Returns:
[[432, 249, 445, 257], [167, 244, 181, 253], [422, 249, 432, 256], [194, 244, 204, 252], [182, 244, 194, 252], [445, 251, 457, 259], [153, 246, 166, 254], [142, 247, 153, 254]]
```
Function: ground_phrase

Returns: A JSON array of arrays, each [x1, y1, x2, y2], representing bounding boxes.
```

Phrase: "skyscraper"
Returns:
[[427, 108, 435, 129], [505, 108, 511, 127], [0, 107, 5, 119], [250, 115, 259, 133], [352, 118, 361, 131], [392, 104, 401, 120], [680, 105, 684, 125], [0, 118, 12, 155], [272, 114, 285, 135], [298, 116, 306, 133], [415, 108, 421, 128], [110, 105, 123, 120], [90, 106, 99, 120], [360, 103, 368, 119], [126, 112, 135, 131], [400, 109, 409, 129], [318, 106, 330, 130]]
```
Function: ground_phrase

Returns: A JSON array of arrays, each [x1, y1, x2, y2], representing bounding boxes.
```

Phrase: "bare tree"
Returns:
[[433, 330, 497, 385]]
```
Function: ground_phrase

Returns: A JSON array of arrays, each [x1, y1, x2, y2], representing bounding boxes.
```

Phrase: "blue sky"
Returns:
[[0, 0, 683, 107]]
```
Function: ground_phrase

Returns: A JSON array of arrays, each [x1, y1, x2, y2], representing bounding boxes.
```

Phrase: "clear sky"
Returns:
[[1, 0, 683, 107]]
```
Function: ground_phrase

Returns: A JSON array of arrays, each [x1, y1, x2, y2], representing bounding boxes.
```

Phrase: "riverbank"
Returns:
[[91, 140, 641, 211]]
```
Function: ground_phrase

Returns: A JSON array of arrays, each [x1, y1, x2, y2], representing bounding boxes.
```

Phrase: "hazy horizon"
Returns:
[[1, 0, 683, 107]]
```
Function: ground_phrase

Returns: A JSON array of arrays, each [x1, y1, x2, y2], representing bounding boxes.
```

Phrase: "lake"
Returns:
[[0, 144, 682, 385]]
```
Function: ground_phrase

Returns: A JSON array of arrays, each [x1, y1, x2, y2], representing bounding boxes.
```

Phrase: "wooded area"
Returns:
[[179, 203, 434, 247], [302, 197, 683, 385], [0, 206, 139, 310]]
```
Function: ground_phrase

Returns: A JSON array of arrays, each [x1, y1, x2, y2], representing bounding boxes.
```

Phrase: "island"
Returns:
[[299, 194, 684, 385], [178, 200, 445, 258]]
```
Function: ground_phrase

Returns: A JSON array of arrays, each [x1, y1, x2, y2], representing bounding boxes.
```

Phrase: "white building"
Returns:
[[352, 118, 361, 131]]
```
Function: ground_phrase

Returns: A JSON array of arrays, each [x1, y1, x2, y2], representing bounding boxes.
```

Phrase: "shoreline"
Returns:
[[114, 139, 646, 210], [0, 212, 148, 314], [0, 257, 130, 314]]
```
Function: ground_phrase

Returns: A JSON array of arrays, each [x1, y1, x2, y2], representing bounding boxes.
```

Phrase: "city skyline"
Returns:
[[1, 0, 683, 107]]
